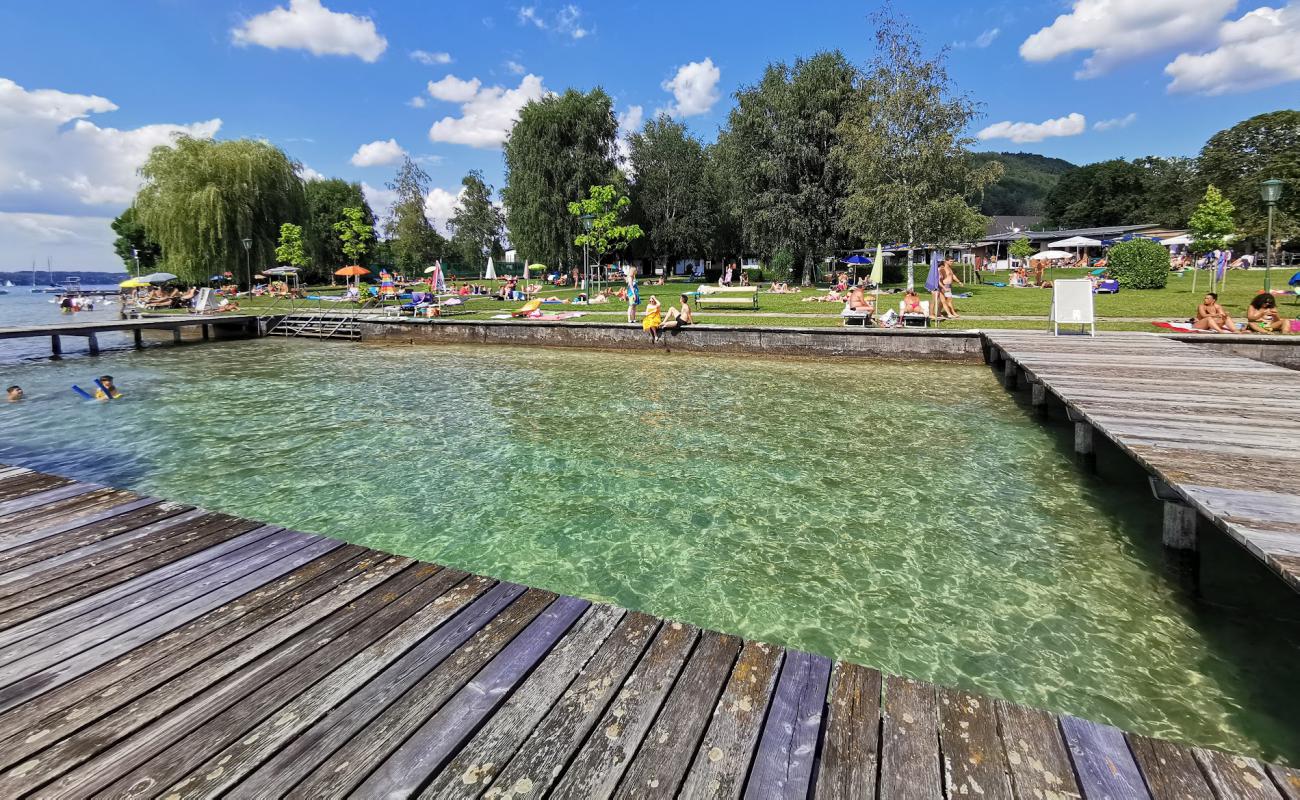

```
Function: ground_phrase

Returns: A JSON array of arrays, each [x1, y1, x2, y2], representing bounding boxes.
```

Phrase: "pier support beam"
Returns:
[[1003, 359, 1019, 390], [201, 324, 210, 341], [1031, 381, 1048, 415], [86, 333, 99, 356], [172, 328, 183, 344], [50, 335, 61, 360], [1150, 477, 1199, 591], [1067, 407, 1096, 470], [134, 329, 144, 349]]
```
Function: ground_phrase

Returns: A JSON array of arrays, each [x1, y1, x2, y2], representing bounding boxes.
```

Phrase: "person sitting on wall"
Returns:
[[662, 294, 694, 331]]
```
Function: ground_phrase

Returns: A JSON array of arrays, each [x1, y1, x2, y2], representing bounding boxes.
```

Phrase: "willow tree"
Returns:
[[503, 88, 618, 267], [134, 136, 305, 285], [837, 11, 999, 287]]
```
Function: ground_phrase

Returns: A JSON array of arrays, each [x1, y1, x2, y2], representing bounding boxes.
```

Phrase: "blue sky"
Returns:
[[0, 0, 1296, 270]]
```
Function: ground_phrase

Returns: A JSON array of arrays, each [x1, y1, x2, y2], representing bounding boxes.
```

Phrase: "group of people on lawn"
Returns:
[[1195, 292, 1293, 334]]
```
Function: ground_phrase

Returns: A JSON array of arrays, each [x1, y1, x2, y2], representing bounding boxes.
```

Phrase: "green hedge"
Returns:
[[1107, 240, 1169, 289]]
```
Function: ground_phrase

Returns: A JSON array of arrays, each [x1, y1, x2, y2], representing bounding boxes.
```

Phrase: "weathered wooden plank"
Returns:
[[937, 686, 1012, 799], [0, 523, 282, 650], [225, 574, 507, 797], [813, 662, 881, 800], [350, 594, 589, 800], [743, 649, 831, 800], [1193, 747, 1284, 799], [615, 631, 742, 800], [0, 496, 182, 557], [0, 545, 377, 754], [1060, 715, 1151, 799], [418, 605, 629, 800], [1268, 763, 1300, 800], [0, 511, 239, 631], [288, 583, 548, 798], [0, 473, 72, 503], [0, 561, 437, 795], [549, 620, 700, 799], [1127, 734, 1215, 799], [0, 500, 187, 593], [678, 640, 784, 800], [158, 575, 523, 800], [995, 701, 1081, 800], [879, 674, 940, 800], [483, 614, 661, 800], [0, 525, 299, 675], [0, 536, 342, 709], [0, 486, 119, 532]]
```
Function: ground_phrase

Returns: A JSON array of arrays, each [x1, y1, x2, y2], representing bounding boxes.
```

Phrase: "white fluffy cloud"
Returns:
[[350, 138, 406, 167], [615, 104, 644, 169], [410, 50, 451, 65], [407, 96, 427, 109], [662, 58, 721, 117], [426, 75, 483, 103], [0, 77, 220, 217], [978, 113, 1087, 143], [297, 163, 326, 181], [427, 74, 549, 149], [231, 0, 387, 62], [1165, 2, 1300, 95], [517, 5, 589, 39], [957, 28, 1000, 49], [0, 211, 117, 269], [505, 60, 527, 75], [1020, 0, 1234, 78], [1093, 112, 1137, 131]]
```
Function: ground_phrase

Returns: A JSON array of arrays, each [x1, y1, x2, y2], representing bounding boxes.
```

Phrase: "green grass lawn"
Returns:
[[175, 268, 1300, 331]]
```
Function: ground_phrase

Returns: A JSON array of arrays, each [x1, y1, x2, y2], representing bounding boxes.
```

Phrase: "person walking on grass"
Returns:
[[626, 272, 640, 323]]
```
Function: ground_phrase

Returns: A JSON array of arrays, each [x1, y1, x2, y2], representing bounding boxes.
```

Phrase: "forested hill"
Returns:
[[972, 151, 1077, 216]]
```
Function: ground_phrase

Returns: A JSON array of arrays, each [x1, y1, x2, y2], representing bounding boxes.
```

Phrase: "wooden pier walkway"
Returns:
[[0, 465, 1296, 798], [0, 316, 263, 358], [983, 330, 1300, 594]]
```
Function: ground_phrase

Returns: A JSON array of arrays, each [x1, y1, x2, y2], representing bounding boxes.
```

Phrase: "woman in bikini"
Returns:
[[1246, 293, 1287, 333]]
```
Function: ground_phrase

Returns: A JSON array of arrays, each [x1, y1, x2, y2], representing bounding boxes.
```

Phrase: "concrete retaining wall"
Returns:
[[357, 318, 985, 361]]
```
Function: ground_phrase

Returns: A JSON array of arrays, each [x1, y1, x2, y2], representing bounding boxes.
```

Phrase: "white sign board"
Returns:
[[1049, 279, 1095, 336]]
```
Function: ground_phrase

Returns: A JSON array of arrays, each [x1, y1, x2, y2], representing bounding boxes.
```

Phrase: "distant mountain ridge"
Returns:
[[0, 270, 128, 286], [972, 151, 1077, 217]]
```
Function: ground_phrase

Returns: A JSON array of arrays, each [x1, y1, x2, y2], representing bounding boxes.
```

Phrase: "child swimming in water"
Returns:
[[93, 376, 122, 400]]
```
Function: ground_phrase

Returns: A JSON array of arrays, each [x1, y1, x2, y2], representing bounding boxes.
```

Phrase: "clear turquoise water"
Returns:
[[1, 338, 1297, 763]]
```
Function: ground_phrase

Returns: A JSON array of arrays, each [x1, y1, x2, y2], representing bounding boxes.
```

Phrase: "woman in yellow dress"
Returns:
[[642, 295, 663, 343]]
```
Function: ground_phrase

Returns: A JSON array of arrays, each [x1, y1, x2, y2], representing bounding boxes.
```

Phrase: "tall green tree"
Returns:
[[134, 136, 305, 285], [303, 178, 373, 279], [1133, 156, 1202, 228], [503, 88, 618, 267], [1187, 185, 1236, 256], [275, 223, 308, 269], [334, 206, 376, 267], [1044, 160, 1148, 227], [837, 11, 998, 286], [1199, 110, 1299, 244], [447, 170, 505, 270], [718, 51, 857, 283], [110, 206, 161, 275], [628, 114, 715, 265], [385, 156, 446, 272], [568, 185, 644, 261]]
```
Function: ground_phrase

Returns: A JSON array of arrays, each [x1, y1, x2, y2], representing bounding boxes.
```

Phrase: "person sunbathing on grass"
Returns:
[[803, 289, 843, 303], [1194, 292, 1239, 333]]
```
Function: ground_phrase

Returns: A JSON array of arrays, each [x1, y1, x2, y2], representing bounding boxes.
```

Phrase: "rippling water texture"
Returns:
[[1, 338, 1297, 762]]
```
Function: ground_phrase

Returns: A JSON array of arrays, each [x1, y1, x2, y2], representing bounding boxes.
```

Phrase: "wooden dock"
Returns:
[[983, 330, 1300, 594], [0, 316, 264, 358], [0, 464, 1295, 798]]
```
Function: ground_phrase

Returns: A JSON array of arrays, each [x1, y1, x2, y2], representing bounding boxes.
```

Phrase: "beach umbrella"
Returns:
[[1029, 250, 1073, 260], [485, 257, 497, 281], [925, 251, 941, 294], [335, 265, 369, 277], [841, 254, 871, 264], [1049, 236, 1102, 248], [119, 278, 150, 288], [1160, 234, 1192, 246], [139, 272, 178, 284]]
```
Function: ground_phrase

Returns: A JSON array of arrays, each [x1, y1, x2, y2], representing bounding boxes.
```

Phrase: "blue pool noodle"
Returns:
[[93, 378, 119, 400], [72, 385, 95, 401]]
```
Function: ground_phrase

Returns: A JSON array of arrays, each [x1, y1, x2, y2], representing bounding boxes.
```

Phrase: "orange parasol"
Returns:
[[335, 265, 369, 277]]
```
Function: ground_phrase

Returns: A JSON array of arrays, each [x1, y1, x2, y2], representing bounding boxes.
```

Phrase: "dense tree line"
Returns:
[[1040, 110, 1299, 245]]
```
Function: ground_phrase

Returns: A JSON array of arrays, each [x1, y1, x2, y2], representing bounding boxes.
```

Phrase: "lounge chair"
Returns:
[[512, 299, 542, 317], [899, 299, 930, 327], [841, 301, 873, 327]]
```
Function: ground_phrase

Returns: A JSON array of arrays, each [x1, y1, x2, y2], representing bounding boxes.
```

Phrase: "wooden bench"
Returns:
[[696, 285, 758, 310]]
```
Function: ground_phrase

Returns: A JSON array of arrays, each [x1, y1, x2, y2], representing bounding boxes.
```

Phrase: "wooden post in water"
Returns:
[[86, 333, 99, 356], [1067, 407, 1095, 470], [50, 335, 61, 359], [172, 328, 183, 344], [201, 324, 210, 340], [1030, 381, 1048, 415], [1002, 359, 1018, 390], [1150, 477, 1199, 591], [133, 328, 144, 349]]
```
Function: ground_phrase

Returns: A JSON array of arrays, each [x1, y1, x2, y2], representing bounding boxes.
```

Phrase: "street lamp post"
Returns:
[[131, 248, 140, 279], [1260, 178, 1284, 293], [241, 238, 253, 293], [580, 213, 594, 295]]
